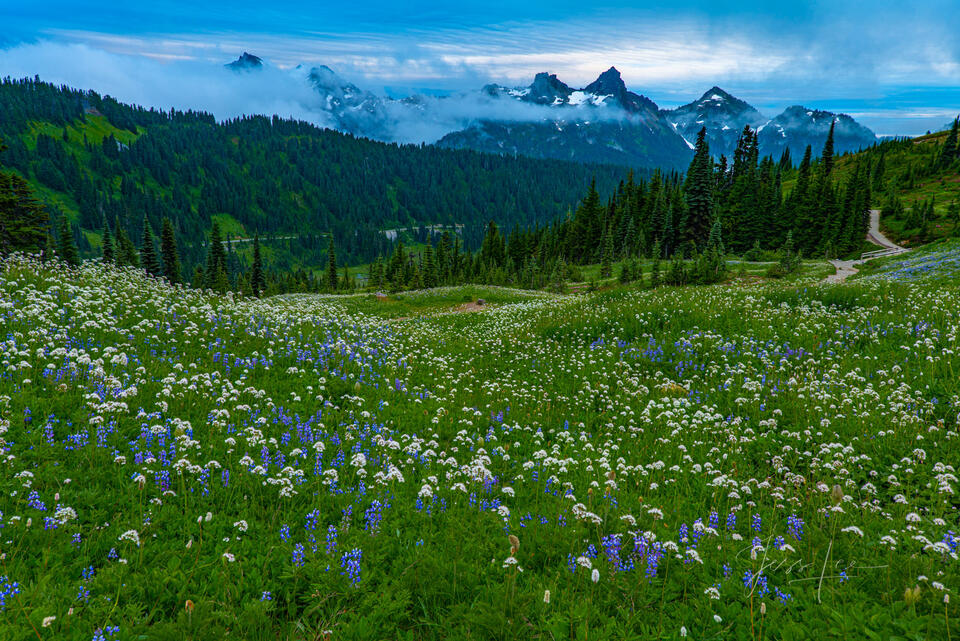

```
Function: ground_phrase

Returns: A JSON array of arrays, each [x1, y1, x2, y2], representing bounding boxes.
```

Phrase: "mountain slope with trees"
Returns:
[[815, 119, 960, 245], [0, 77, 633, 276]]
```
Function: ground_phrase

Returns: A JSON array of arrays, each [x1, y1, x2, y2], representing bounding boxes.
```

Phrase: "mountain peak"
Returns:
[[226, 52, 263, 71], [527, 72, 572, 104], [698, 86, 734, 102], [308, 65, 355, 91], [584, 67, 626, 96]]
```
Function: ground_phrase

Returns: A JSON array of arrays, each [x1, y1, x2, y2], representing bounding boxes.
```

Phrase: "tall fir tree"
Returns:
[[0, 137, 49, 255], [115, 221, 139, 267], [203, 221, 228, 291], [140, 216, 162, 277], [101, 225, 115, 264], [423, 239, 438, 288], [326, 237, 338, 291], [942, 118, 959, 167], [821, 119, 836, 176], [596, 224, 610, 278], [160, 217, 180, 284], [250, 233, 265, 296], [56, 216, 79, 266], [682, 127, 714, 248]]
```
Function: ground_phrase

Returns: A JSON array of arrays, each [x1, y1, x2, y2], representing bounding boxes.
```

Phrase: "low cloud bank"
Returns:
[[0, 41, 649, 144]]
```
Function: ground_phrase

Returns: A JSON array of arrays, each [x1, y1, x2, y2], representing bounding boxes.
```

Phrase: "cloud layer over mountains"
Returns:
[[0, 42, 644, 145], [0, 41, 884, 169]]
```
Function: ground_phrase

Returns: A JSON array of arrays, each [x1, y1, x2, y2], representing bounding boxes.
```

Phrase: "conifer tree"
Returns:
[[326, 237, 338, 291], [0, 140, 49, 256], [191, 266, 204, 289], [423, 239, 438, 288], [56, 216, 79, 266], [649, 239, 662, 288], [115, 221, 139, 267], [872, 153, 886, 193], [160, 217, 180, 284], [682, 127, 714, 248], [437, 231, 451, 283], [778, 147, 792, 171], [250, 233, 265, 296], [203, 221, 227, 291], [370, 255, 385, 290], [600, 226, 613, 278], [140, 216, 162, 277], [706, 220, 724, 255], [101, 225, 115, 264], [949, 200, 960, 235], [942, 118, 959, 167], [821, 120, 836, 176]]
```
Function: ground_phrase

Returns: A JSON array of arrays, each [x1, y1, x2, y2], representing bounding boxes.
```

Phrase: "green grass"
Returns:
[[0, 253, 957, 640], [854, 237, 960, 284], [281, 285, 555, 319], [211, 213, 247, 238]]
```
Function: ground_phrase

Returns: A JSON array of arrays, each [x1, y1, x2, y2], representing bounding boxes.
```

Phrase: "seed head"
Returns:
[[508, 534, 520, 555], [904, 585, 922, 606], [830, 484, 843, 505]]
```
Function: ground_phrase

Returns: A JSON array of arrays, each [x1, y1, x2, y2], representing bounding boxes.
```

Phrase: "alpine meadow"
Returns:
[[1, 2, 959, 640]]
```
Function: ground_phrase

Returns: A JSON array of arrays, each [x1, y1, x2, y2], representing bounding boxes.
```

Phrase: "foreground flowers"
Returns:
[[0, 252, 958, 639]]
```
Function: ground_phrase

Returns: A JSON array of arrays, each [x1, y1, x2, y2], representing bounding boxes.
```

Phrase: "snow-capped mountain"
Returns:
[[662, 87, 767, 158], [225, 52, 263, 71], [663, 89, 876, 161], [756, 106, 877, 160], [439, 67, 694, 169], [221, 53, 877, 169], [304, 65, 395, 139]]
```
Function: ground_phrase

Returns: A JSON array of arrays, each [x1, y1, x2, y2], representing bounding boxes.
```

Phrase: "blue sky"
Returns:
[[2, 0, 959, 135]]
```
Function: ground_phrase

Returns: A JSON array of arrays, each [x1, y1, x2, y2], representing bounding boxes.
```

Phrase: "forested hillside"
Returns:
[[0, 78, 633, 271], [823, 120, 960, 244]]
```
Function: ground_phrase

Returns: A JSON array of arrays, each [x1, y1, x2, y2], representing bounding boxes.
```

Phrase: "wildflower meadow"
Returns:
[[0, 252, 958, 640]]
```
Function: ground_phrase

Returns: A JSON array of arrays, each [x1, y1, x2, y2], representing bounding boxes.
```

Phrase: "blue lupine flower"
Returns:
[[340, 548, 362, 584], [0, 577, 21, 612], [292, 543, 305, 567], [787, 514, 804, 541]]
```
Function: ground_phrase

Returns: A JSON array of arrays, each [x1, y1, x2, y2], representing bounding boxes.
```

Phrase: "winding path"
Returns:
[[824, 210, 908, 283]]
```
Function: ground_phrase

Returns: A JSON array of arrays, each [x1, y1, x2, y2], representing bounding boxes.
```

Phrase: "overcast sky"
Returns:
[[2, 0, 959, 135]]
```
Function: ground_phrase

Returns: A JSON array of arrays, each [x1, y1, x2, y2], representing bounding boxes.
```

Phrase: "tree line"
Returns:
[[0, 77, 636, 277]]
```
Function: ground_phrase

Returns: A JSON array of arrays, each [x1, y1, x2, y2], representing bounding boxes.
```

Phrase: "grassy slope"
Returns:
[[841, 130, 958, 243], [853, 236, 960, 284], [1, 255, 957, 639], [775, 128, 959, 248]]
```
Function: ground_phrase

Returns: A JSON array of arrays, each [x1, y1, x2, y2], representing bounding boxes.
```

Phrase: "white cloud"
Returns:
[[0, 41, 334, 127]]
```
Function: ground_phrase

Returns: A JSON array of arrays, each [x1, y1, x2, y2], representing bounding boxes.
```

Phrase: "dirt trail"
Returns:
[[825, 210, 908, 283]]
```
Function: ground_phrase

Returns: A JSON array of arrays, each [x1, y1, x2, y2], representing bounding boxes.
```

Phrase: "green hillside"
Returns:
[[0, 77, 636, 275], [831, 124, 960, 245]]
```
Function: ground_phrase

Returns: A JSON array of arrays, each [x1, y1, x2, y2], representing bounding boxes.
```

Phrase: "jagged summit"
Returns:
[[583, 67, 627, 97], [526, 72, 572, 104], [225, 52, 263, 71], [663, 87, 767, 157], [214, 57, 878, 169]]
